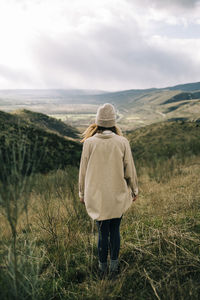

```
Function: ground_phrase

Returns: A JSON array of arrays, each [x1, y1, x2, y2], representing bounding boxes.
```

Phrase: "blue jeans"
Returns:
[[96, 217, 122, 264]]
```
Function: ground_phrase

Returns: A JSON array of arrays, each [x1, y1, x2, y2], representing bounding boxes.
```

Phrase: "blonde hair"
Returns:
[[81, 123, 123, 143]]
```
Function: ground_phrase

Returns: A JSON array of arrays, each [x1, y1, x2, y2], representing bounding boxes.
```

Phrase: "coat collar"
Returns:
[[94, 130, 115, 139]]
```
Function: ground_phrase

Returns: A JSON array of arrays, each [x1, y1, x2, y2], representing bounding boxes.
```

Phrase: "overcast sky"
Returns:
[[0, 0, 200, 91]]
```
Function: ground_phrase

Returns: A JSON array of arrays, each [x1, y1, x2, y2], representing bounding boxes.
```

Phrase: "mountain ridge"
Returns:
[[0, 81, 200, 103], [0, 81, 200, 130]]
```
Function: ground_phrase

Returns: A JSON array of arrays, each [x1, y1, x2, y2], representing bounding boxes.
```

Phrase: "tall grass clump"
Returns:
[[0, 131, 37, 299], [31, 167, 96, 279], [0, 126, 48, 300], [1, 240, 46, 300], [0, 161, 96, 299]]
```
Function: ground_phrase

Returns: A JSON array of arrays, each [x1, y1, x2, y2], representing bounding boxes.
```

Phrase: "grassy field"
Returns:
[[0, 143, 200, 299]]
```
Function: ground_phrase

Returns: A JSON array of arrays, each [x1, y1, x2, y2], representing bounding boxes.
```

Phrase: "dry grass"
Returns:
[[0, 158, 200, 299]]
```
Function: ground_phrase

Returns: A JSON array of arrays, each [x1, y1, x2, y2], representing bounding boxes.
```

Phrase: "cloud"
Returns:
[[0, 64, 34, 88], [126, 0, 200, 10], [31, 17, 200, 90], [0, 0, 200, 90], [152, 0, 200, 9], [125, 0, 200, 27]]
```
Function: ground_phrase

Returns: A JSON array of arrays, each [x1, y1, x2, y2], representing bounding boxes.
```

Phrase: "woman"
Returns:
[[79, 103, 138, 276]]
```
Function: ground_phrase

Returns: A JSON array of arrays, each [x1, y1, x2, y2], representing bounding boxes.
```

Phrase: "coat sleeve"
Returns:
[[124, 139, 138, 196], [78, 141, 89, 198]]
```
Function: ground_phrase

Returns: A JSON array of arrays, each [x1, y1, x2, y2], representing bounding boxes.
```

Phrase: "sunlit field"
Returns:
[[49, 113, 96, 128]]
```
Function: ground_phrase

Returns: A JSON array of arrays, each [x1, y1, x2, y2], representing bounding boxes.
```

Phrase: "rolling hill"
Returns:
[[0, 110, 82, 180], [12, 109, 79, 139], [126, 120, 200, 180], [166, 81, 200, 91]]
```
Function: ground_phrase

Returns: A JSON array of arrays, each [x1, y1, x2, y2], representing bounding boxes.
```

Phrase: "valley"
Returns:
[[0, 81, 200, 131]]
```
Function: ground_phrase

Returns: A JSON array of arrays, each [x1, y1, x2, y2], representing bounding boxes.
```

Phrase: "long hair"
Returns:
[[81, 123, 123, 143]]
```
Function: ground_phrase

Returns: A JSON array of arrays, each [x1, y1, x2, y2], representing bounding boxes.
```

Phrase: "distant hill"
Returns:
[[163, 91, 200, 104], [0, 110, 82, 180], [0, 89, 106, 106], [12, 109, 79, 139], [95, 88, 200, 130], [0, 81, 200, 129], [167, 81, 200, 91], [91, 81, 200, 105], [0, 81, 199, 107]]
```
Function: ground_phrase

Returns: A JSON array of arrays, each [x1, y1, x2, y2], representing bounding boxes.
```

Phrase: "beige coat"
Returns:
[[79, 131, 138, 221]]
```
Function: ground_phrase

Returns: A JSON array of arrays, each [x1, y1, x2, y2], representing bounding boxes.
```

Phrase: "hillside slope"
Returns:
[[0, 110, 81, 179], [126, 121, 200, 176], [113, 89, 200, 129], [12, 109, 79, 139]]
